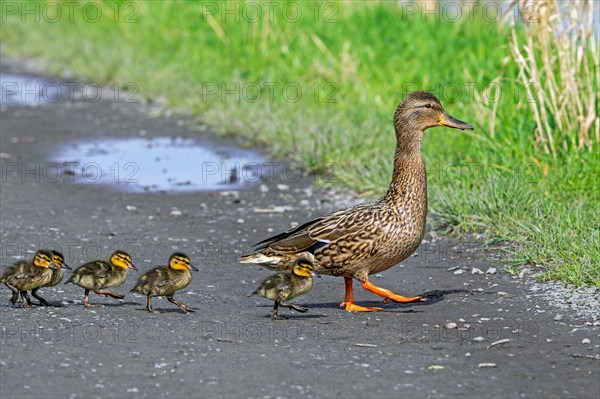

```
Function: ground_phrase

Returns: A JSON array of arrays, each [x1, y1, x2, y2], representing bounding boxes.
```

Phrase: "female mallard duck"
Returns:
[[30, 250, 72, 306], [240, 91, 473, 312], [1, 249, 57, 307], [250, 253, 319, 320], [65, 250, 137, 308], [130, 252, 198, 313]]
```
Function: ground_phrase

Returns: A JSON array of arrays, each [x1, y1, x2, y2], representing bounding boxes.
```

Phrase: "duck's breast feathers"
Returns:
[[286, 273, 314, 300], [45, 268, 64, 287]]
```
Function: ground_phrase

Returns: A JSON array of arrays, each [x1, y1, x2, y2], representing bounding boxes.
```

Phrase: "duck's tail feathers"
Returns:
[[239, 253, 283, 266]]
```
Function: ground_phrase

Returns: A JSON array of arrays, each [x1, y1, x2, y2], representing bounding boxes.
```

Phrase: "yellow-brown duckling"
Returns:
[[65, 250, 137, 308], [1, 249, 58, 307], [29, 250, 72, 306], [130, 252, 198, 313], [241, 91, 474, 312], [250, 254, 319, 320]]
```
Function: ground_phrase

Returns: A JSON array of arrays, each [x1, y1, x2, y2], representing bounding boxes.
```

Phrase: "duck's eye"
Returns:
[[424, 104, 433, 109]]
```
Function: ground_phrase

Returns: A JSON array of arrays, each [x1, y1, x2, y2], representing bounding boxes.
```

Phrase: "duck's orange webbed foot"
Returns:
[[361, 280, 426, 303], [339, 277, 383, 312], [341, 301, 383, 312]]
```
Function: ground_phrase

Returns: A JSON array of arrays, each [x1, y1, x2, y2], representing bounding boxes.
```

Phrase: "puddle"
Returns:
[[53, 137, 269, 192], [0, 73, 70, 106]]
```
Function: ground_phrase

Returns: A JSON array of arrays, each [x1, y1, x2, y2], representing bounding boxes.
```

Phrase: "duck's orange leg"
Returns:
[[361, 279, 426, 303], [340, 277, 383, 312]]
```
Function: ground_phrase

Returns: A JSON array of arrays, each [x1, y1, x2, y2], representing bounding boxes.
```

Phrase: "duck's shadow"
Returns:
[[308, 289, 470, 310]]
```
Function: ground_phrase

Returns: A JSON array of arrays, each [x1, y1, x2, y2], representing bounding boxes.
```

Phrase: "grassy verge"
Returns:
[[1, 1, 598, 286]]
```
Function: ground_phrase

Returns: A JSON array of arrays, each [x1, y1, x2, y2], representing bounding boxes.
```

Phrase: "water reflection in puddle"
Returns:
[[53, 137, 268, 192], [0, 73, 68, 106]]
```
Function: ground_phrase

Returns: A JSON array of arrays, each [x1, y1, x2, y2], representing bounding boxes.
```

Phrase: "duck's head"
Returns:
[[168, 252, 199, 272], [291, 255, 320, 278], [394, 91, 474, 141], [51, 250, 71, 270], [33, 249, 58, 269], [110, 250, 137, 271]]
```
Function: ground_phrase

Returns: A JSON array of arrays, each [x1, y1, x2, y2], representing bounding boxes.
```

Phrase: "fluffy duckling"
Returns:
[[250, 254, 319, 320], [29, 250, 72, 306], [130, 252, 198, 313], [1, 249, 57, 307], [65, 250, 137, 308]]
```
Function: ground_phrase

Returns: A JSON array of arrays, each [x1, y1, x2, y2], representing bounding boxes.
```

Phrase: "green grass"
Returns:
[[1, 0, 598, 286]]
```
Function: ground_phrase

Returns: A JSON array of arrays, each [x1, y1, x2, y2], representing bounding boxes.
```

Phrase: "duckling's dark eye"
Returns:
[[424, 104, 432, 109]]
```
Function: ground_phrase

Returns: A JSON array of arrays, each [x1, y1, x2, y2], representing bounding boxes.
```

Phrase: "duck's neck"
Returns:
[[384, 135, 427, 206]]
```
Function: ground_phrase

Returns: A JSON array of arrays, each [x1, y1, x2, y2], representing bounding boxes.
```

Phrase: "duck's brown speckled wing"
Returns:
[[66, 260, 115, 289], [3, 270, 32, 285], [0, 261, 29, 283], [74, 261, 113, 278], [131, 267, 173, 295], [254, 272, 292, 301], [253, 202, 379, 254]]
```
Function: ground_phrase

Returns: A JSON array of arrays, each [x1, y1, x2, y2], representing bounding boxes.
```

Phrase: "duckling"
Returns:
[[1, 249, 57, 307], [130, 252, 198, 313], [240, 91, 474, 312], [30, 250, 72, 306], [65, 250, 137, 308], [250, 254, 319, 320]]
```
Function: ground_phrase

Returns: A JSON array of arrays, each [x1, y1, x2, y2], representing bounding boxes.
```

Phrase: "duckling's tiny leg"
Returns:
[[280, 302, 308, 313], [19, 291, 31, 308], [361, 279, 425, 303], [340, 277, 382, 312], [83, 289, 96, 308], [31, 288, 51, 306], [94, 289, 125, 299], [6, 283, 19, 304], [146, 294, 155, 313], [271, 301, 281, 320], [166, 295, 195, 313]]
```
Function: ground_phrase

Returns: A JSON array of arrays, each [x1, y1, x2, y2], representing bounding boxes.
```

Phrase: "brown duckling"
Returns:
[[250, 254, 319, 320], [130, 252, 198, 313], [1, 249, 58, 307], [30, 250, 72, 306], [240, 91, 474, 312], [65, 250, 137, 308]]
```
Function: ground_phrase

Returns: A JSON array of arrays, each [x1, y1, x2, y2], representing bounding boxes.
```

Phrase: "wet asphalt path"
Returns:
[[0, 66, 598, 399]]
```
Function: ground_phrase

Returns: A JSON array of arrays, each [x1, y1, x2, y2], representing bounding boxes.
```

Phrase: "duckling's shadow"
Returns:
[[87, 300, 140, 308], [259, 313, 327, 320], [134, 307, 193, 314]]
